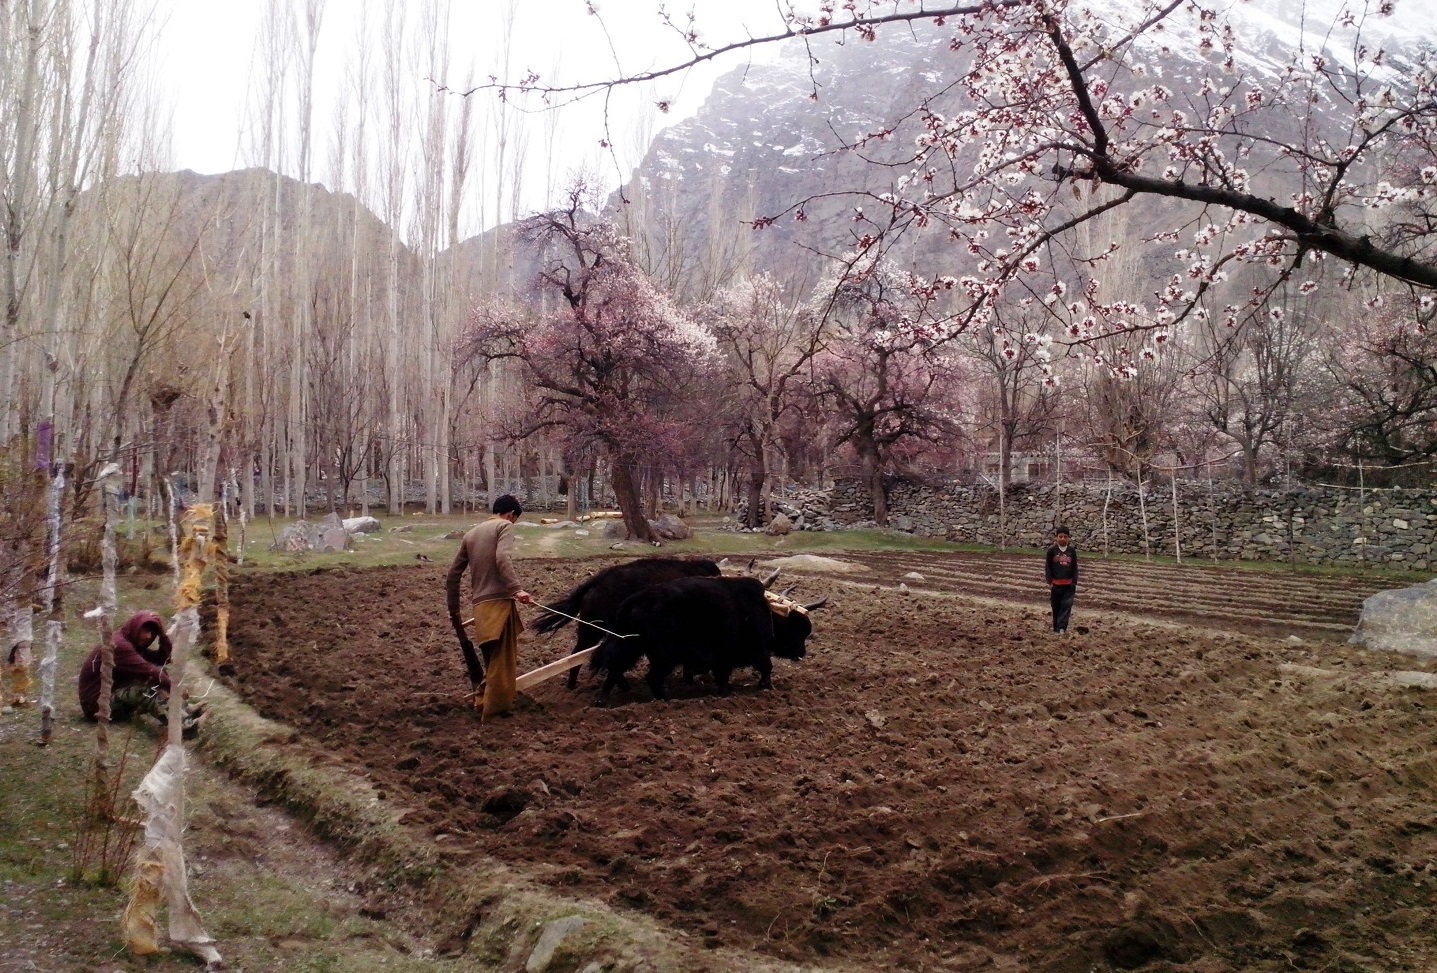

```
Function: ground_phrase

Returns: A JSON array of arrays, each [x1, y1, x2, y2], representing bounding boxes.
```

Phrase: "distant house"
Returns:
[[973, 448, 1118, 486], [980, 452, 1051, 485]]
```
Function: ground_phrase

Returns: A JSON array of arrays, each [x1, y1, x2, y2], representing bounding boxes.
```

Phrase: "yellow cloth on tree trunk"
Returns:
[[472, 599, 524, 720]]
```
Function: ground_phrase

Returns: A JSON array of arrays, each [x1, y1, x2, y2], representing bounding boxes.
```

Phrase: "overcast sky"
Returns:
[[155, 0, 791, 224]]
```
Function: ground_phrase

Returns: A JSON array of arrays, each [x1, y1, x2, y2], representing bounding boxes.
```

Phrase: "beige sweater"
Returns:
[[446, 517, 523, 618]]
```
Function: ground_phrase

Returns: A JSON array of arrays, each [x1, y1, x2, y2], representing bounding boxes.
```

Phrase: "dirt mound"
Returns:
[[761, 554, 868, 574], [217, 554, 1437, 971]]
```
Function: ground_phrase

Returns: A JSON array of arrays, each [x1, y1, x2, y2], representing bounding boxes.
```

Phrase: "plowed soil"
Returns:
[[218, 551, 1437, 972]]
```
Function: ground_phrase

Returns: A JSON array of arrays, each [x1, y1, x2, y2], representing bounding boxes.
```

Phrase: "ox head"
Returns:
[[765, 591, 827, 660]]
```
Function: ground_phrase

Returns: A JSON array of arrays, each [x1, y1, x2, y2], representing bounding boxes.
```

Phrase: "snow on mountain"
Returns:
[[616, 0, 1434, 294]]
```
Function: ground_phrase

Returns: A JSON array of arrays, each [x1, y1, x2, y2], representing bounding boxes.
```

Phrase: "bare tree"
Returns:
[[962, 312, 1061, 491], [1184, 278, 1321, 485], [1325, 295, 1437, 469]]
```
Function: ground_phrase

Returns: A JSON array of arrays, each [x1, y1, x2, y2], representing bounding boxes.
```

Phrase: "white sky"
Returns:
[[155, 0, 793, 230], [152, 0, 1436, 234]]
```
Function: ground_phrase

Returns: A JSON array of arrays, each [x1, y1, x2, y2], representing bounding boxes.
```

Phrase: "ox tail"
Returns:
[[532, 575, 601, 634]]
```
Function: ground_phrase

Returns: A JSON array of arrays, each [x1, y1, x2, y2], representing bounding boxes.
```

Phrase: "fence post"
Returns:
[[1171, 470, 1182, 563], [1138, 475, 1152, 560], [1101, 470, 1112, 556], [1207, 458, 1219, 562]]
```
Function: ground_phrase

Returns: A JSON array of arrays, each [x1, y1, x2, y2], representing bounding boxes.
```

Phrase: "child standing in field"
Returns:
[[1044, 525, 1078, 635]]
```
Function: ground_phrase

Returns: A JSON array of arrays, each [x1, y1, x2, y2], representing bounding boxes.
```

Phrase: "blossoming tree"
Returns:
[[457, 181, 717, 541], [484, 0, 1435, 368]]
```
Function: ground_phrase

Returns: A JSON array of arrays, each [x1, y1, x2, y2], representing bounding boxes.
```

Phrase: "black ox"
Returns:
[[589, 575, 826, 706], [532, 557, 723, 688]]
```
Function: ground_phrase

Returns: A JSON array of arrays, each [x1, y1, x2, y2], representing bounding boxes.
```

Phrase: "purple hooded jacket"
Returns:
[[77, 610, 173, 720]]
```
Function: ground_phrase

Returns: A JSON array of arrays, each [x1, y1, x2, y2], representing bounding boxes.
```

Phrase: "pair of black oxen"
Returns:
[[535, 557, 828, 706]]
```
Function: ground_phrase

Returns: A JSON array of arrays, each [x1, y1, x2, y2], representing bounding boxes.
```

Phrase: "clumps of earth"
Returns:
[[217, 553, 1437, 972]]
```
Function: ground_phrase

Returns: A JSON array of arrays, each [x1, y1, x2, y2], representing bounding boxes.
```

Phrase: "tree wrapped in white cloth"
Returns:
[[119, 503, 221, 970]]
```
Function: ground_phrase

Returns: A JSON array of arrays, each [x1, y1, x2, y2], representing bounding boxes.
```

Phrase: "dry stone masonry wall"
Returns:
[[822, 479, 1436, 570]]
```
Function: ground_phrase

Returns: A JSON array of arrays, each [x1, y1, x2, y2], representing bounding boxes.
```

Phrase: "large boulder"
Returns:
[[343, 516, 382, 534], [766, 512, 792, 536], [271, 521, 315, 553], [650, 514, 693, 541], [1350, 578, 1437, 660]]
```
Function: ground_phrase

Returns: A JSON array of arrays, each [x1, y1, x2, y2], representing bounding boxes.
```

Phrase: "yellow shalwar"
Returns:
[[472, 598, 525, 719]]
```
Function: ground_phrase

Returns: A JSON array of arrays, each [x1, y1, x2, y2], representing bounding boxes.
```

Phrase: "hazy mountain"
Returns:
[[615, 2, 1435, 300]]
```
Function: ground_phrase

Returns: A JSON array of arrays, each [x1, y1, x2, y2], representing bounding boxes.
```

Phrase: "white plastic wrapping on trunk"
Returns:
[[121, 741, 222, 968]]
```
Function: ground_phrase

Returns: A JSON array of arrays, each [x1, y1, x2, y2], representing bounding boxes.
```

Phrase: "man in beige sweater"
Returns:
[[446, 495, 534, 718]]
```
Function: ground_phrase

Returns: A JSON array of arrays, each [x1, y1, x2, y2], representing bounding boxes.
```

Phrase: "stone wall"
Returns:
[[829, 478, 1436, 570]]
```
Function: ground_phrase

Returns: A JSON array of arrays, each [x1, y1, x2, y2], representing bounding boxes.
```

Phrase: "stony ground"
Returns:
[[215, 551, 1437, 973]]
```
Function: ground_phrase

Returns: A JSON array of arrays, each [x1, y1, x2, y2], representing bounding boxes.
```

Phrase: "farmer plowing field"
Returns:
[[445, 495, 534, 720]]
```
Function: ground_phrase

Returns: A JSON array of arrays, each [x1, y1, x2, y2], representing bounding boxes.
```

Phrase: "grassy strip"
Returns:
[[197, 677, 442, 887]]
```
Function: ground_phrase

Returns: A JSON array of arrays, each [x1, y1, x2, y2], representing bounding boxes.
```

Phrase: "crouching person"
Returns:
[[77, 610, 204, 737]]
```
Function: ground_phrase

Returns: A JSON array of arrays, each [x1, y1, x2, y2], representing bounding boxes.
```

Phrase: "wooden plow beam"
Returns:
[[461, 614, 600, 693], [515, 647, 597, 692]]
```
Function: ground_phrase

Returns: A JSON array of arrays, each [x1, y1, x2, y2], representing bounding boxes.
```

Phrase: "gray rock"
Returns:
[[602, 519, 625, 539], [319, 527, 352, 553], [525, 915, 586, 973], [766, 512, 792, 536], [892, 514, 915, 532], [651, 513, 693, 540], [343, 516, 382, 534], [271, 521, 314, 552], [1350, 578, 1437, 660]]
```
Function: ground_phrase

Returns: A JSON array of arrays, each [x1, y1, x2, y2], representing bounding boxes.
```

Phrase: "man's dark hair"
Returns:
[[493, 494, 523, 517]]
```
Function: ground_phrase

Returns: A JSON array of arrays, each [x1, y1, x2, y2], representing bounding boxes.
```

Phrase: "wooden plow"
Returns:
[[463, 604, 632, 693]]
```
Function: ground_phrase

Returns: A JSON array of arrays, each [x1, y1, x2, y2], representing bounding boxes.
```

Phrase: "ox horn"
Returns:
[[762, 567, 781, 589], [802, 597, 829, 612]]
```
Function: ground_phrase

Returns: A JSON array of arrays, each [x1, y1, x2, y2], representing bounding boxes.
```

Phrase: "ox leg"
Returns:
[[593, 670, 633, 707], [713, 667, 734, 696], [566, 631, 598, 690], [756, 656, 774, 690], [594, 672, 619, 707], [645, 662, 675, 701]]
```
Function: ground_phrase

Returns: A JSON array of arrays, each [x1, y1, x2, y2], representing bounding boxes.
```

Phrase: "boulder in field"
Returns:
[[343, 516, 382, 534], [766, 512, 792, 536], [271, 521, 315, 553], [651, 514, 693, 540], [319, 527, 353, 553], [1350, 578, 1437, 660]]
